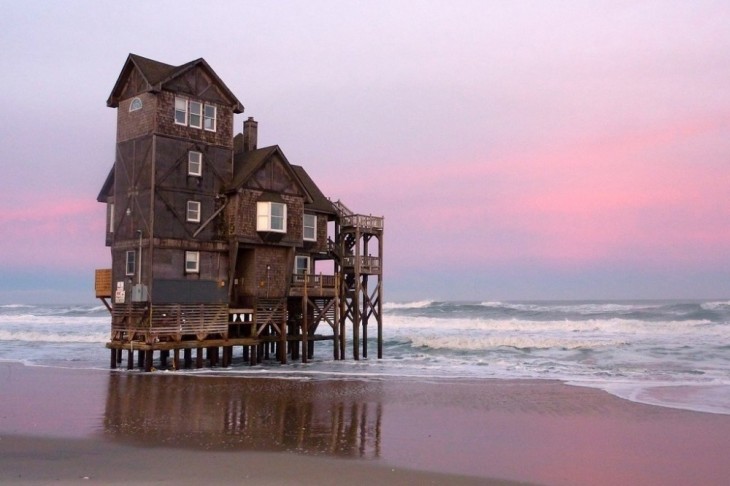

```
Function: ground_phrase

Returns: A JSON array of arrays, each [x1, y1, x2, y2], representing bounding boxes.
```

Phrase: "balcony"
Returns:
[[342, 255, 381, 274], [289, 273, 337, 297], [340, 214, 384, 231]]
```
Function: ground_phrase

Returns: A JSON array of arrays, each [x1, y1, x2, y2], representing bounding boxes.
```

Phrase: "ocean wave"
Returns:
[[0, 314, 106, 326], [701, 301, 730, 311], [0, 330, 108, 343], [384, 315, 719, 335], [407, 334, 624, 351], [479, 301, 661, 315], [0, 304, 36, 309], [382, 300, 434, 310]]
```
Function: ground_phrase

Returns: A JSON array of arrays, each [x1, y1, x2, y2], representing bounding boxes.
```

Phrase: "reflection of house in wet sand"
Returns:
[[103, 373, 382, 458]]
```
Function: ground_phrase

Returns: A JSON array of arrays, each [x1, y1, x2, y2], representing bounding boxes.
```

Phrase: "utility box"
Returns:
[[131, 284, 148, 302]]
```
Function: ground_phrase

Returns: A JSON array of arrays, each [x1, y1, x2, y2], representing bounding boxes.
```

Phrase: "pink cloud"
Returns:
[[325, 114, 730, 271], [0, 194, 108, 271]]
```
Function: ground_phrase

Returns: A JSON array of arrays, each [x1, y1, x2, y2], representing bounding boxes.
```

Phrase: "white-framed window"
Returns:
[[294, 255, 310, 275], [125, 250, 136, 276], [185, 251, 200, 273], [303, 213, 317, 241], [129, 97, 143, 112], [108, 203, 115, 233], [256, 201, 287, 233], [187, 200, 201, 222], [188, 151, 202, 176], [189, 101, 202, 128], [174, 96, 188, 125], [204, 104, 217, 131]]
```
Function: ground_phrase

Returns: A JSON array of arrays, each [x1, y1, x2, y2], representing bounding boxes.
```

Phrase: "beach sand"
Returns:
[[1, 362, 729, 485]]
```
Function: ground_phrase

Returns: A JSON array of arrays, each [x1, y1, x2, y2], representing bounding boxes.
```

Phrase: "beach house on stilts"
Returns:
[[95, 54, 383, 371]]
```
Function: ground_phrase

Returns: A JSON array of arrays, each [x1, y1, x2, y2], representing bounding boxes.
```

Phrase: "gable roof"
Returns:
[[229, 146, 336, 216], [291, 165, 336, 215], [107, 53, 244, 112], [97, 165, 114, 202]]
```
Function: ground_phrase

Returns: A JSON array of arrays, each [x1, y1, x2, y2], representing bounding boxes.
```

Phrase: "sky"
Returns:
[[1, 0, 729, 303]]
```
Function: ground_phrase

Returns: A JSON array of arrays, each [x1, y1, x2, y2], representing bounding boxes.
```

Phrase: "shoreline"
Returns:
[[2, 362, 730, 485]]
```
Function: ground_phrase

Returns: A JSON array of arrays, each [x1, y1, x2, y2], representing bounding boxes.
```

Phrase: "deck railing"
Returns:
[[340, 214, 384, 230], [112, 303, 229, 341], [291, 273, 337, 290], [342, 255, 381, 273]]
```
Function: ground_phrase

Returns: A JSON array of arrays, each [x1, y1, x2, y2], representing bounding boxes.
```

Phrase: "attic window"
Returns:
[[257, 201, 286, 233], [129, 98, 143, 112]]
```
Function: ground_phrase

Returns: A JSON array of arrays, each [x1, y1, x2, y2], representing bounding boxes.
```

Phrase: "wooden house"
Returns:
[[95, 54, 383, 371]]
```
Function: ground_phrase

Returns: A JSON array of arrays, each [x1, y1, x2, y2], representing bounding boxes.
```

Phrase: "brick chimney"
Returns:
[[243, 117, 258, 152]]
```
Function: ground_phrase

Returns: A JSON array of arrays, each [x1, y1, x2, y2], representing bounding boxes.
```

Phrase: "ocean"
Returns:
[[1, 300, 728, 415]]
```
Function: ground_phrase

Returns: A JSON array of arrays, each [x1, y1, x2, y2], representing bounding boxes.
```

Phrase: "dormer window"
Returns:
[[187, 200, 201, 222], [303, 213, 317, 241], [257, 201, 286, 233], [188, 151, 202, 176]]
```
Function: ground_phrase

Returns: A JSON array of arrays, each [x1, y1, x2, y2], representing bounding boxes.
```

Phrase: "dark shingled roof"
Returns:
[[97, 165, 114, 202], [291, 165, 336, 215], [107, 53, 244, 112], [229, 146, 281, 191], [129, 54, 176, 86], [229, 146, 336, 216]]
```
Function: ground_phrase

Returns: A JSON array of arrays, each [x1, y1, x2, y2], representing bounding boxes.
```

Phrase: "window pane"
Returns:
[[126, 251, 135, 275], [304, 214, 316, 240], [185, 251, 199, 273], [188, 151, 202, 176], [189, 101, 202, 128], [175, 97, 187, 125], [204, 104, 216, 131], [271, 203, 284, 231], [295, 256, 309, 274], [187, 201, 200, 222]]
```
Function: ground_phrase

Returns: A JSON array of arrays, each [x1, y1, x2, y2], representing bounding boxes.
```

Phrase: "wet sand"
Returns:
[[1, 362, 729, 485]]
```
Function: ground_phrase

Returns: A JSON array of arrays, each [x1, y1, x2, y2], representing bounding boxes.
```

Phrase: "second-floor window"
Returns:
[[188, 151, 202, 176], [187, 201, 201, 222], [125, 250, 136, 276], [303, 213, 316, 241], [174, 96, 216, 132], [257, 201, 286, 233]]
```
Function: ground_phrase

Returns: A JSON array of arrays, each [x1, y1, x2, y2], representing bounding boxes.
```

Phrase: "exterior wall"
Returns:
[[151, 247, 228, 282], [116, 93, 157, 142], [155, 91, 234, 149], [225, 190, 304, 247], [253, 246, 292, 297], [153, 135, 232, 242], [300, 213, 328, 253]]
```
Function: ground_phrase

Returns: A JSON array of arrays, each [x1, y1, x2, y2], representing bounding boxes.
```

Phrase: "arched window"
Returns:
[[129, 97, 143, 112]]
